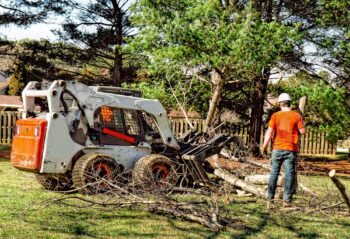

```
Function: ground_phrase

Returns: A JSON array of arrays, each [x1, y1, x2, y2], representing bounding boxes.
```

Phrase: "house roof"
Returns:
[[0, 81, 9, 91], [0, 95, 22, 108]]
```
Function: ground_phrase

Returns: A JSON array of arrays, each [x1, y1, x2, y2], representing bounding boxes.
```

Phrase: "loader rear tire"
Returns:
[[72, 153, 120, 194], [36, 174, 73, 192], [132, 154, 177, 191]]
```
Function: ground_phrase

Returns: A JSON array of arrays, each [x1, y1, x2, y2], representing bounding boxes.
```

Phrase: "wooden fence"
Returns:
[[0, 113, 336, 155], [0, 112, 21, 145], [169, 118, 336, 155]]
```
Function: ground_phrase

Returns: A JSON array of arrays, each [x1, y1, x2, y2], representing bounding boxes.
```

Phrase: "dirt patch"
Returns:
[[298, 159, 350, 176]]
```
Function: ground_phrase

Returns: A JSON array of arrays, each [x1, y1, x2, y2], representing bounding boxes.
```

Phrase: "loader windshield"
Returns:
[[141, 113, 161, 140], [91, 106, 143, 146]]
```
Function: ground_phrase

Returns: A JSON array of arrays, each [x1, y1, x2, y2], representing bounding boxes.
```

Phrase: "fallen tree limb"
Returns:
[[214, 168, 267, 199], [297, 182, 316, 196], [245, 174, 284, 186], [171, 187, 211, 196], [220, 149, 239, 161], [306, 202, 344, 215], [220, 150, 271, 170], [153, 204, 223, 231], [329, 170, 350, 212], [216, 153, 316, 196]]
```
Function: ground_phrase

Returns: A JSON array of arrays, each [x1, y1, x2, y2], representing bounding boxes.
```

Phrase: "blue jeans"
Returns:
[[267, 150, 297, 202]]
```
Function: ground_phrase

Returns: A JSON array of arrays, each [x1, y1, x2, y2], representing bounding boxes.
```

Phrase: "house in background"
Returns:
[[0, 71, 9, 95], [0, 95, 22, 111], [0, 71, 23, 111]]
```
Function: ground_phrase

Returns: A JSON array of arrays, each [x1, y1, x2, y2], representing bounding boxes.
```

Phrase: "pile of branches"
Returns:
[[35, 165, 237, 231]]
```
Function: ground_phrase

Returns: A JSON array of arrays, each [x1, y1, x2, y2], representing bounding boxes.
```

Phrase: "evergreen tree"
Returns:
[[0, 0, 64, 26], [1, 0, 136, 86], [54, 0, 135, 86], [8, 60, 33, 95]]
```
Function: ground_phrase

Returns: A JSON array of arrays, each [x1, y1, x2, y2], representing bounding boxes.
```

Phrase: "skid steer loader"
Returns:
[[11, 80, 232, 193]]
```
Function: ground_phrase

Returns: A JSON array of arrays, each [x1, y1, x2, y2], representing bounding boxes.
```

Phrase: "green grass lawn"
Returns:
[[0, 158, 350, 238]]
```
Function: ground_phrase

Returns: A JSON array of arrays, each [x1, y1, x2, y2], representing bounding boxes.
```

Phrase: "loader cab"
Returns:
[[91, 106, 145, 146]]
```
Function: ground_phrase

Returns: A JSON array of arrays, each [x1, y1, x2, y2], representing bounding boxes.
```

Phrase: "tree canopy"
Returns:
[[0, 0, 64, 26], [127, 0, 303, 153], [0, 0, 349, 143]]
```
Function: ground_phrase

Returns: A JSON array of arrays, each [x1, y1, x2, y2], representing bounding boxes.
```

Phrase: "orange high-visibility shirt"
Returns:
[[268, 111, 304, 152]]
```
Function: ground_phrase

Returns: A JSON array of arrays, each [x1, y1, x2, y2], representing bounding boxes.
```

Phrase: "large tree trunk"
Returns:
[[112, 49, 123, 86], [205, 68, 225, 131], [249, 74, 269, 156], [248, 0, 275, 156], [214, 169, 267, 199], [111, 0, 123, 86]]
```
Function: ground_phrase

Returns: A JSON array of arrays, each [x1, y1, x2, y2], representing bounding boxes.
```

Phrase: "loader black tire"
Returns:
[[36, 174, 73, 192], [72, 153, 120, 194], [132, 154, 177, 191]]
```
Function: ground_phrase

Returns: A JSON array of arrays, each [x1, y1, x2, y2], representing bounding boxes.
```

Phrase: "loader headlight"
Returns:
[[15, 125, 20, 136], [34, 126, 40, 137]]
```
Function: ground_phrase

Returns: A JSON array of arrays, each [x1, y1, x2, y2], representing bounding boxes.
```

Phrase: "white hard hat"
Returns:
[[278, 93, 291, 102]]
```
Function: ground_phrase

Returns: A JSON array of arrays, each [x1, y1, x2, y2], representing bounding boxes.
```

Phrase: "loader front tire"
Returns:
[[36, 174, 73, 192], [132, 154, 177, 191], [72, 153, 120, 194]]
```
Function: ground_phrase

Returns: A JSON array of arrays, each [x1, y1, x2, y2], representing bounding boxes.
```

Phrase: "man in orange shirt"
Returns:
[[262, 93, 305, 208]]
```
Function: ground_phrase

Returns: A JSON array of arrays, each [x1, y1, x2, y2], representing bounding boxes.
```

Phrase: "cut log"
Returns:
[[329, 170, 350, 212], [214, 169, 267, 199], [245, 174, 284, 186], [236, 189, 253, 197]]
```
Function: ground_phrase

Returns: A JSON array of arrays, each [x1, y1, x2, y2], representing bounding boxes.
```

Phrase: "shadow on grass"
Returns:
[[224, 203, 323, 239], [20, 207, 180, 238], [231, 208, 269, 239], [166, 217, 214, 238]]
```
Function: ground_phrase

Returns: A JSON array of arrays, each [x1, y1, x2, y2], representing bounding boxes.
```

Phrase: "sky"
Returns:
[[0, 0, 134, 41], [0, 23, 57, 40]]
